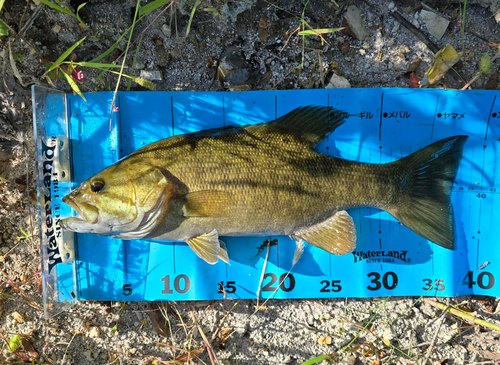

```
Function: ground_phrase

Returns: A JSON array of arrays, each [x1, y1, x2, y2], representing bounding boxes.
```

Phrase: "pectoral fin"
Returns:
[[292, 210, 356, 255], [182, 190, 232, 217], [186, 229, 221, 264]]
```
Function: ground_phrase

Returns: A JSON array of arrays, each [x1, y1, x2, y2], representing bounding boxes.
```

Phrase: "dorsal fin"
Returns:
[[246, 106, 348, 146]]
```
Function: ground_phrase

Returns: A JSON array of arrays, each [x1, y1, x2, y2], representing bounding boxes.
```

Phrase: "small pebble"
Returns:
[[88, 327, 100, 338]]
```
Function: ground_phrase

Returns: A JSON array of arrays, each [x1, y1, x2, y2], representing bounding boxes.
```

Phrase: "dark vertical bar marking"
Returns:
[[485, 95, 496, 140], [379, 93, 384, 141], [123, 241, 128, 281], [468, 145, 474, 232], [431, 94, 439, 140], [478, 146, 486, 234], [276, 238, 280, 272], [117, 95, 123, 158], [67, 101, 75, 189]]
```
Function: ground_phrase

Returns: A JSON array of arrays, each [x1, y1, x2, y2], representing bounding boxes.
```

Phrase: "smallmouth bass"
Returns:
[[61, 106, 468, 264]]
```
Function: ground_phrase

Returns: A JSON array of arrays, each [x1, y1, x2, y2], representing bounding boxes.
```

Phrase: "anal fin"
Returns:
[[186, 229, 221, 264], [292, 210, 356, 255]]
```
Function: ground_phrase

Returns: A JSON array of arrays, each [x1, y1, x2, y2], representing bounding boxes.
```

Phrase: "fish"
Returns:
[[61, 106, 468, 264]]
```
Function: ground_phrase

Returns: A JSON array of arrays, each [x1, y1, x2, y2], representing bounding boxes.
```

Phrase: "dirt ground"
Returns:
[[1, 0, 500, 364]]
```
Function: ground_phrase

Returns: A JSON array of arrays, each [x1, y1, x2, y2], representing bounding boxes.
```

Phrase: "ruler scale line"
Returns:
[[431, 94, 439, 140], [485, 95, 496, 140], [35, 88, 500, 304], [379, 93, 384, 141]]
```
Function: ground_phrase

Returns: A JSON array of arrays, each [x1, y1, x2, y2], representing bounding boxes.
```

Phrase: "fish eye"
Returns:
[[90, 181, 105, 193]]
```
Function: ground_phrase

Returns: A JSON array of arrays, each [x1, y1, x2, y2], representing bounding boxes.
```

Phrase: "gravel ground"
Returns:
[[1, 0, 500, 364]]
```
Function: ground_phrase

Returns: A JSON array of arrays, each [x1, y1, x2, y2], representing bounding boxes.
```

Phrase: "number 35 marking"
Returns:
[[422, 279, 445, 291]]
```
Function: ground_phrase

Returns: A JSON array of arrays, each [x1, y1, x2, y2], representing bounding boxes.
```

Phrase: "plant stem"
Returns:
[[424, 299, 500, 332]]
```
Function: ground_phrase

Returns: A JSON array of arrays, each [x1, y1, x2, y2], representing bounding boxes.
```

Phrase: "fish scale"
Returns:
[[61, 106, 466, 265]]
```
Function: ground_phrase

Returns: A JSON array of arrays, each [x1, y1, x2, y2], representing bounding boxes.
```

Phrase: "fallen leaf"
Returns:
[[13, 350, 32, 362], [458, 301, 473, 312], [175, 348, 204, 362], [422, 45, 461, 86], [485, 70, 498, 90], [318, 336, 332, 346], [147, 302, 170, 337], [407, 58, 422, 73], [12, 312, 24, 323], [475, 295, 495, 313], [259, 17, 267, 29], [218, 328, 232, 349], [259, 29, 267, 43], [259, 70, 273, 85], [20, 337, 39, 360]]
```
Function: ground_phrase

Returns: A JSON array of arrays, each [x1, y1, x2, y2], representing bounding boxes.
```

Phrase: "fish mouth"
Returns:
[[62, 195, 99, 224]]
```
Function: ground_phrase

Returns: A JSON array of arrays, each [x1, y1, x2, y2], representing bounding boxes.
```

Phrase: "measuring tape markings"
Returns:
[[61, 89, 500, 301]]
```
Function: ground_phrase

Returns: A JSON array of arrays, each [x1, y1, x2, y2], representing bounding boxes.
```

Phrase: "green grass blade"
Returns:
[[300, 353, 337, 365], [38, 0, 77, 19], [178, 0, 200, 43], [139, 0, 171, 16], [298, 28, 343, 36], [75, 61, 124, 68], [89, 23, 137, 63], [0, 0, 6, 12], [76, 2, 87, 25], [61, 69, 87, 102], [0, 19, 8, 36], [46, 36, 86, 74], [128, 34, 144, 90]]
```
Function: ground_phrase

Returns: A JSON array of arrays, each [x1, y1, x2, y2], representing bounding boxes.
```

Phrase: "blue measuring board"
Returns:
[[58, 89, 499, 302]]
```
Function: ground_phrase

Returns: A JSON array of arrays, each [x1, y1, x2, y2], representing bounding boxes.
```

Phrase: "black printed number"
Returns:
[[122, 284, 133, 296], [161, 274, 191, 294], [367, 272, 398, 291], [262, 273, 295, 292], [218, 281, 237, 294], [320, 280, 342, 293], [465, 271, 495, 289], [476, 193, 486, 198], [422, 279, 445, 291]]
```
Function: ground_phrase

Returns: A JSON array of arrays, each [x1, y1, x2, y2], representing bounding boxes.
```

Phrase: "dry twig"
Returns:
[[424, 299, 500, 333]]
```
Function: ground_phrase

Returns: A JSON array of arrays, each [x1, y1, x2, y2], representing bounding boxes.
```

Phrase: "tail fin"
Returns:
[[389, 135, 468, 249]]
